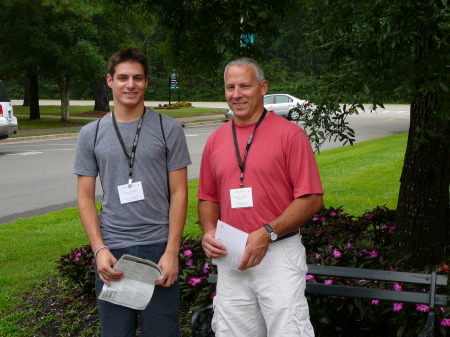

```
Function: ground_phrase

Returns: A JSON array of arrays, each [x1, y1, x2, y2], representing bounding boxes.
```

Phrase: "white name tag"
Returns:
[[117, 181, 145, 204], [230, 187, 253, 208]]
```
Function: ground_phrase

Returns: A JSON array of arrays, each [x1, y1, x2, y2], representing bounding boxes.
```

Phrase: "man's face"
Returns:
[[225, 65, 268, 125], [107, 61, 148, 109]]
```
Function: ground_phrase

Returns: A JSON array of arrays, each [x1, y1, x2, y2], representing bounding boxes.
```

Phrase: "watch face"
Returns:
[[270, 232, 278, 241]]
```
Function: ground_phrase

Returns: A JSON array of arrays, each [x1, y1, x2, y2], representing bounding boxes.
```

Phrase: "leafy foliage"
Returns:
[[56, 245, 96, 299], [301, 206, 449, 336], [179, 237, 217, 311]]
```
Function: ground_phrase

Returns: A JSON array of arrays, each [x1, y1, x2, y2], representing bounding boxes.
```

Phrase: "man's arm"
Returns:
[[198, 199, 227, 259], [77, 175, 123, 284], [155, 168, 188, 287], [238, 194, 323, 271]]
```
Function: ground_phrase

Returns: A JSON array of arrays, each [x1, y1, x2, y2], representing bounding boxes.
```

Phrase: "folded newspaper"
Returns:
[[98, 254, 163, 310]]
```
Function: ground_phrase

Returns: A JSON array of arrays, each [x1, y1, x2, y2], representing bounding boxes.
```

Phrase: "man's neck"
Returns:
[[112, 104, 146, 122], [234, 108, 270, 125]]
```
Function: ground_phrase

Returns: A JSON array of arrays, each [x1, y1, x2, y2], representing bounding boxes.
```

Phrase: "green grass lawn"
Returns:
[[0, 133, 408, 331], [13, 105, 226, 119]]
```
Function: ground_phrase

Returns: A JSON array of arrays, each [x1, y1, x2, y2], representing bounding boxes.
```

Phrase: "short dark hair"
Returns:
[[107, 48, 149, 79]]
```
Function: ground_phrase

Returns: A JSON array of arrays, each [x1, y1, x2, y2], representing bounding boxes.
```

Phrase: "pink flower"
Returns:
[[183, 250, 193, 257], [324, 279, 333, 285], [415, 304, 430, 312], [393, 283, 403, 291], [320, 217, 327, 222], [441, 318, 450, 327], [330, 212, 337, 216], [358, 249, 368, 256], [389, 226, 395, 233], [369, 250, 378, 258], [186, 259, 193, 266], [438, 264, 449, 273], [203, 262, 210, 273], [188, 277, 202, 286], [371, 300, 380, 306], [312, 216, 319, 221], [74, 257, 80, 262], [314, 253, 321, 259], [306, 275, 315, 281], [345, 243, 352, 249], [381, 225, 388, 230], [393, 303, 403, 312], [358, 279, 367, 284], [332, 249, 342, 258], [440, 307, 446, 314]]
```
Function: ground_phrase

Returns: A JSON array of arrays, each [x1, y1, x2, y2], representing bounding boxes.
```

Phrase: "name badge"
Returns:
[[117, 181, 145, 204], [230, 187, 253, 209]]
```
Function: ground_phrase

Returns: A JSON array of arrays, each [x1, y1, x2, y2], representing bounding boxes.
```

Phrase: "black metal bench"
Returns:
[[191, 264, 448, 337]]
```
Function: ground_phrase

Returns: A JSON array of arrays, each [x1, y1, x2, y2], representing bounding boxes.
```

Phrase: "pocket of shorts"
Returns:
[[281, 238, 308, 274], [289, 298, 314, 337]]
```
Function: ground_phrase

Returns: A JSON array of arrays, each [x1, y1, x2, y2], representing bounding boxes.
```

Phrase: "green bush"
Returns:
[[301, 206, 449, 336], [56, 245, 96, 299]]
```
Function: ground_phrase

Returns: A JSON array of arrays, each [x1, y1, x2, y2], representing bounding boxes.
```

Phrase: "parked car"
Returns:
[[0, 80, 18, 140], [225, 94, 311, 121]]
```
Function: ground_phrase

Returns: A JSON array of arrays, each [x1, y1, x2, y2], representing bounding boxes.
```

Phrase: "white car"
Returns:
[[0, 80, 18, 140], [225, 94, 311, 121]]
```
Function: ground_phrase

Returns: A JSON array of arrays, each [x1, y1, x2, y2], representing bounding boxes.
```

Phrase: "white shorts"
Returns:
[[212, 235, 314, 337]]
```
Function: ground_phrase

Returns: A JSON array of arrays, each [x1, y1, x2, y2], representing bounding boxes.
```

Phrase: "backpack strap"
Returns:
[[159, 113, 171, 202]]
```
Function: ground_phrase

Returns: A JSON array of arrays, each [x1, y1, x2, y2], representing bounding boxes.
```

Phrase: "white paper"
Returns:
[[98, 254, 163, 310], [212, 220, 248, 270], [117, 181, 145, 204]]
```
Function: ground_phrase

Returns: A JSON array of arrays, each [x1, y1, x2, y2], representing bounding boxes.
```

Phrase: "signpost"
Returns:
[[168, 71, 179, 105]]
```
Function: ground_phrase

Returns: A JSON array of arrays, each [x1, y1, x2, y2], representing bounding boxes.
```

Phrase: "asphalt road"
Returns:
[[0, 103, 410, 224]]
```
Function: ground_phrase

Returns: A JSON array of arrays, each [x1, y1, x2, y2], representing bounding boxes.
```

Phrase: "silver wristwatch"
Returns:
[[264, 224, 278, 243]]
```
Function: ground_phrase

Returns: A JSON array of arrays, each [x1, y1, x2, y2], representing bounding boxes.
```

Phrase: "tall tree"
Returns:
[[303, 0, 449, 267], [0, 1, 45, 119]]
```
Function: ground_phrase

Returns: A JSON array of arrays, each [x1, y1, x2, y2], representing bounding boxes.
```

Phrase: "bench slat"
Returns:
[[306, 283, 448, 305], [307, 264, 448, 286]]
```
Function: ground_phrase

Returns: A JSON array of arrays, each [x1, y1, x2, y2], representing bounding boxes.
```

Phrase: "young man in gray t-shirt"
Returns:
[[73, 48, 191, 337]]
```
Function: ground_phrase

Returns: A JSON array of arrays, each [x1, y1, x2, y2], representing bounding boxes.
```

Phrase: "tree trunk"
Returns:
[[93, 78, 110, 112], [29, 74, 40, 120], [23, 76, 30, 107], [57, 75, 71, 122], [394, 32, 450, 268]]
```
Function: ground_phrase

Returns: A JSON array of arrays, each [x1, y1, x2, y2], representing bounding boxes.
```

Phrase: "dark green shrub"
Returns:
[[56, 245, 96, 299], [301, 206, 449, 336], [179, 236, 217, 311]]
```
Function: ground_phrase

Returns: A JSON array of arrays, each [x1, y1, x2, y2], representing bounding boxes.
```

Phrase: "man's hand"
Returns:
[[155, 252, 179, 288], [238, 227, 269, 271], [96, 249, 124, 285], [202, 231, 227, 259]]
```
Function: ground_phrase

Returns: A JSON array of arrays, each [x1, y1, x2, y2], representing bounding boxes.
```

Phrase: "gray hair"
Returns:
[[224, 57, 265, 84]]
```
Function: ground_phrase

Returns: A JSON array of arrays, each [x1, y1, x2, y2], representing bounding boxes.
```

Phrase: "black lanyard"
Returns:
[[111, 107, 146, 187], [232, 109, 267, 187]]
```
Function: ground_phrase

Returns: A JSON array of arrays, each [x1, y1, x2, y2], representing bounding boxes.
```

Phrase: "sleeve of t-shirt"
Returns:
[[163, 118, 192, 172], [73, 123, 99, 177], [287, 128, 324, 198], [197, 137, 219, 202]]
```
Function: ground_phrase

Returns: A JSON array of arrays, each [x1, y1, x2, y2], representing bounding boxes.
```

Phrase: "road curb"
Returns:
[[2, 119, 227, 144]]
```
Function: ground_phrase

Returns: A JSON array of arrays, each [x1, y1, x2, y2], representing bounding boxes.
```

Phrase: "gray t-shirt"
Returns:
[[73, 109, 191, 249]]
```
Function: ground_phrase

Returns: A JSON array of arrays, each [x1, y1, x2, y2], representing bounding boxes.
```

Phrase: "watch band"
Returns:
[[263, 224, 278, 242]]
